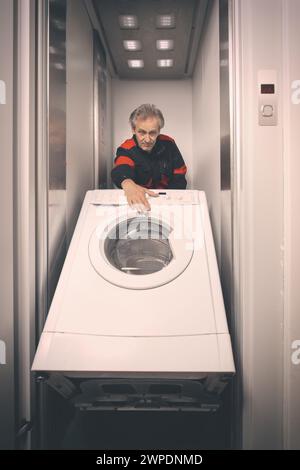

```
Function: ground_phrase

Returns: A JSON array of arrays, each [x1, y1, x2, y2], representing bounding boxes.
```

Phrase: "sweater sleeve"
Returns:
[[168, 142, 187, 189], [111, 149, 136, 188]]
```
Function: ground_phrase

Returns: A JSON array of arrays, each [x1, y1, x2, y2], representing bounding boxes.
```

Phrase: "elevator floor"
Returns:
[[43, 385, 232, 449], [61, 408, 231, 450]]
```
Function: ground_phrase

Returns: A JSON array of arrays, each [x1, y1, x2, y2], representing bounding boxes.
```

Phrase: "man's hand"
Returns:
[[121, 179, 159, 211]]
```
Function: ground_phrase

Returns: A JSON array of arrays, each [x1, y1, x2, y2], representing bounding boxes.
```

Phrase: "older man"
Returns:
[[111, 103, 187, 210]]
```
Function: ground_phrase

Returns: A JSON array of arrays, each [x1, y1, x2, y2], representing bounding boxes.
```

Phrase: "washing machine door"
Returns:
[[88, 209, 194, 289]]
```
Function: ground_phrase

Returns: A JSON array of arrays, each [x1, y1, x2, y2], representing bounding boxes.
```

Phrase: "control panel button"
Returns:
[[261, 104, 273, 117]]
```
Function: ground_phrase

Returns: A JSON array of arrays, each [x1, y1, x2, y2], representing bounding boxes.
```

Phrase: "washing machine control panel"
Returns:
[[90, 190, 199, 206]]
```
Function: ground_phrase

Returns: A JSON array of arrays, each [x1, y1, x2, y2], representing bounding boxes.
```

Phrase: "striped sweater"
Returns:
[[111, 134, 187, 189]]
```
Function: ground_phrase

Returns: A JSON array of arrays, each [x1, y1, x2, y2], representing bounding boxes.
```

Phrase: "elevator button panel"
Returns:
[[258, 70, 277, 126]]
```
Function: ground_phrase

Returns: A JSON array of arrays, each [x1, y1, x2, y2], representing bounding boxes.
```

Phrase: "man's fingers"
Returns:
[[130, 197, 150, 211], [140, 198, 150, 211], [132, 202, 150, 212], [123, 184, 153, 210], [145, 189, 159, 197]]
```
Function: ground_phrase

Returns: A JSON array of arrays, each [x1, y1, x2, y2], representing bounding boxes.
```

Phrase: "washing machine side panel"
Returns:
[[198, 191, 229, 334], [217, 334, 235, 372]]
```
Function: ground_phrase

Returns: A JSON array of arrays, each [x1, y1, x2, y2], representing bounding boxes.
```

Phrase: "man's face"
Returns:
[[133, 116, 160, 152]]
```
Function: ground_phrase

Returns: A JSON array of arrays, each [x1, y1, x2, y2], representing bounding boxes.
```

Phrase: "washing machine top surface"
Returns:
[[89, 189, 200, 206]]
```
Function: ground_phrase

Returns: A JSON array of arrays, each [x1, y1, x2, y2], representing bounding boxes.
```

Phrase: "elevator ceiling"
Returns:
[[92, 0, 208, 79]]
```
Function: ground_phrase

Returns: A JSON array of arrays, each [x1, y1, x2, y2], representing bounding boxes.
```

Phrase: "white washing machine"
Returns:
[[32, 190, 235, 411]]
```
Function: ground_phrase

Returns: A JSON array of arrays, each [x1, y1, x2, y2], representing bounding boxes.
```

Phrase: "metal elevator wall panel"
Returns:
[[93, 31, 108, 189], [66, 0, 95, 246], [0, 0, 15, 451], [48, 0, 67, 304], [219, 0, 232, 332]]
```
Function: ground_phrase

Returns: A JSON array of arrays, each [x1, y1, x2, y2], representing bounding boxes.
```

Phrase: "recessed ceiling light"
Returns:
[[128, 59, 144, 68], [119, 15, 138, 29], [157, 59, 173, 68], [156, 39, 174, 51], [123, 40, 142, 51], [156, 14, 175, 29]]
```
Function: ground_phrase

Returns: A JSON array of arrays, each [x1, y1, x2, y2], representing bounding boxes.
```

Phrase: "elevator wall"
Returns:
[[0, 0, 16, 450], [281, 0, 300, 451], [66, 0, 94, 244], [238, 0, 284, 450], [232, 0, 300, 450], [192, 0, 221, 261]]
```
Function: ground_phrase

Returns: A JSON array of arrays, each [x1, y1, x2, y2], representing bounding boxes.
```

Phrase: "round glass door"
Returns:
[[89, 213, 194, 290], [104, 217, 173, 275]]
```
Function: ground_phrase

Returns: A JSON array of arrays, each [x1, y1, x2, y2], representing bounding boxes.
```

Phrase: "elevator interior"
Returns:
[[38, 0, 234, 449]]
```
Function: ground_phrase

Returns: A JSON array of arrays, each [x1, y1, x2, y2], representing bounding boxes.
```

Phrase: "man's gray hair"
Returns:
[[129, 104, 165, 129]]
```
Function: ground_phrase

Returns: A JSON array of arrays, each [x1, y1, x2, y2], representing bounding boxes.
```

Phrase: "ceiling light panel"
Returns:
[[156, 14, 176, 29], [119, 15, 138, 29], [156, 39, 174, 51], [157, 59, 173, 68], [123, 40, 142, 51], [128, 59, 144, 68]]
